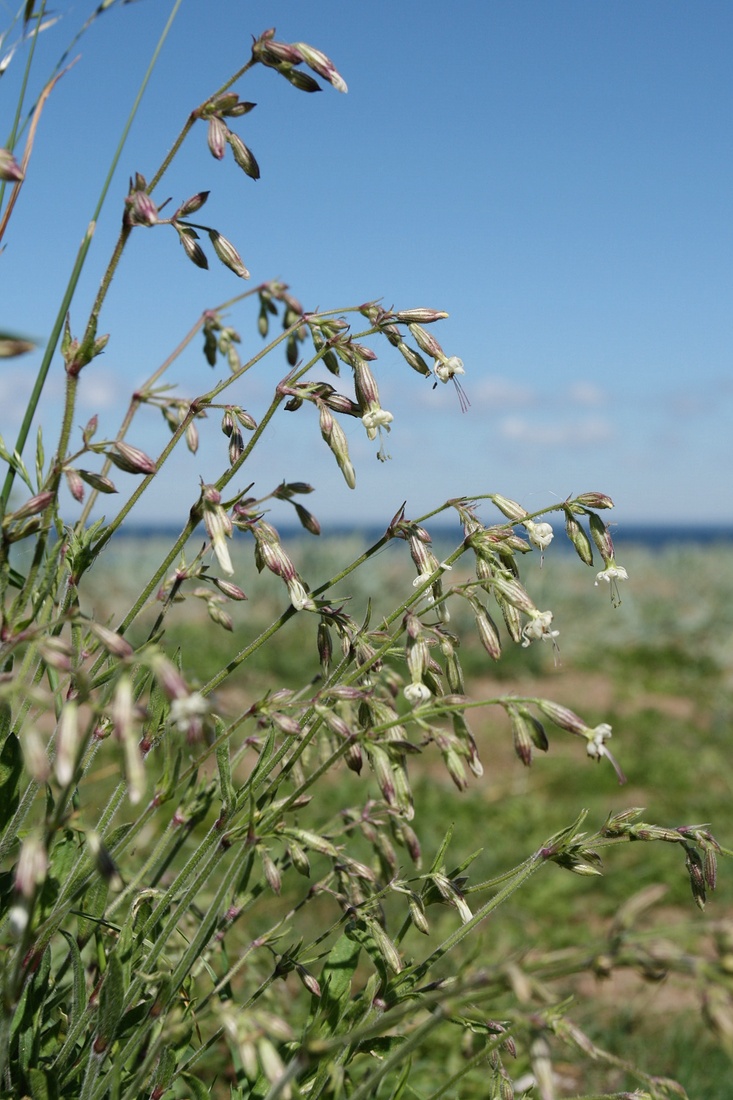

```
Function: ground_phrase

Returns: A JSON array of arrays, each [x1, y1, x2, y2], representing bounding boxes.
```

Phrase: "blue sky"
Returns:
[[2, 0, 732, 532]]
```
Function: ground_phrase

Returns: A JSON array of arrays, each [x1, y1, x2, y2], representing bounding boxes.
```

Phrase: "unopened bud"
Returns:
[[177, 226, 209, 269], [125, 188, 158, 227], [3, 491, 54, 524], [226, 132, 260, 180], [88, 622, 134, 659], [208, 229, 250, 278], [538, 700, 587, 735], [234, 407, 257, 431], [319, 404, 356, 488], [0, 148, 23, 182], [293, 42, 348, 93], [397, 342, 431, 376], [207, 116, 227, 159], [575, 492, 614, 510], [393, 308, 448, 324], [589, 512, 615, 563], [108, 441, 157, 475], [408, 322, 443, 359], [564, 509, 594, 566], [282, 68, 322, 93], [14, 834, 48, 898], [176, 191, 209, 218], [55, 700, 79, 787], [490, 494, 527, 522]]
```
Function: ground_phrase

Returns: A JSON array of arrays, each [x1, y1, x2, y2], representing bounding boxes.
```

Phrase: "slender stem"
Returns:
[[147, 59, 257, 193]]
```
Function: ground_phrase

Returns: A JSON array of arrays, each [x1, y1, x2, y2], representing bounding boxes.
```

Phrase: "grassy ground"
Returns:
[[81, 531, 733, 1096]]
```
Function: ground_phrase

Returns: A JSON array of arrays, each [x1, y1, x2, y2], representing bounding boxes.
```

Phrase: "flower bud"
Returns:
[[14, 834, 48, 898], [319, 404, 356, 488], [408, 322, 444, 359], [177, 225, 209, 269], [226, 131, 261, 180], [393, 308, 449, 324], [397, 342, 431, 376], [228, 428, 244, 465], [208, 229, 249, 278], [234, 407, 257, 431], [212, 577, 247, 600], [207, 116, 227, 159], [564, 509, 594, 566], [490, 575, 536, 614], [22, 729, 51, 784], [125, 188, 158, 227], [88, 622, 134, 659], [538, 700, 587, 736], [0, 148, 23, 182], [589, 512, 615, 563], [55, 700, 79, 787], [2, 491, 54, 524], [108, 441, 157, 475], [489, 494, 527, 522], [471, 599, 502, 660], [575, 492, 614, 509], [78, 470, 118, 494], [176, 190, 210, 217], [293, 42, 348, 92], [287, 67, 324, 91]]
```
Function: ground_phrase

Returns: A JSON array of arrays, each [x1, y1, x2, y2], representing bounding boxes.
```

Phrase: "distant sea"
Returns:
[[117, 522, 733, 550]]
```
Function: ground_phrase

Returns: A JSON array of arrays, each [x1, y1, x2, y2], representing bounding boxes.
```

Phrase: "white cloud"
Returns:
[[470, 375, 537, 409], [499, 415, 614, 447], [566, 381, 608, 406]]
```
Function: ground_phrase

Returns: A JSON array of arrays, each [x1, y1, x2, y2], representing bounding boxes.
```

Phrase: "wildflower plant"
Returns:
[[0, 6, 729, 1100]]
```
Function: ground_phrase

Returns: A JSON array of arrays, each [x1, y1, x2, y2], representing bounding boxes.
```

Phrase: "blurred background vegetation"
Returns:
[[72, 528, 733, 1095]]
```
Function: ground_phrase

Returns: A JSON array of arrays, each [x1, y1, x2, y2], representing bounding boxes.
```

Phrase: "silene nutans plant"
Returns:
[[0, 7, 730, 1100]]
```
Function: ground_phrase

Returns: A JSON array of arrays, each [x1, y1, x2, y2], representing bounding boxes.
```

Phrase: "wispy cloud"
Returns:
[[565, 381, 608, 406], [499, 415, 614, 447]]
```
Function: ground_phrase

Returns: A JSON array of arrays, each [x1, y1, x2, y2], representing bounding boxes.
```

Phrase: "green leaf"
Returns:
[[0, 732, 22, 831], [315, 932, 362, 1035], [182, 1073, 211, 1100], [76, 877, 109, 946], [216, 722, 236, 814], [97, 950, 125, 1050], [28, 1066, 54, 1100], [60, 930, 87, 1029]]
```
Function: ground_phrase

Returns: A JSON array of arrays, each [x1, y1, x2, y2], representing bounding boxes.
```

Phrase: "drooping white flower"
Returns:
[[521, 609, 560, 648], [524, 520, 554, 551], [287, 577, 316, 611], [595, 560, 628, 607], [361, 407, 393, 441], [434, 355, 465, 384], [595, 563, 628, 585], [404, 682, 431, 706], [585, 723, 626, 784]]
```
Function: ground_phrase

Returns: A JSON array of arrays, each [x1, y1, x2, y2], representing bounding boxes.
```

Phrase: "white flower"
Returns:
[[521, 609, 559, 647], [585, 722, 626, 783], [585, 723, 613, 759], [287, 577, 316, 611], [170, 692, 209, 729], [595, 560, 628, 608], [404, 682, 431, 706], [361, 407, 393, 441], [524, 520, 554, 551], [434, 355, 465, 383], [595, 563, 628, 585]]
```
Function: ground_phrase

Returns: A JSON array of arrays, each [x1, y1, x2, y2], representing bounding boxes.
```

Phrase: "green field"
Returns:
[[75, 532, 733, 1097]]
